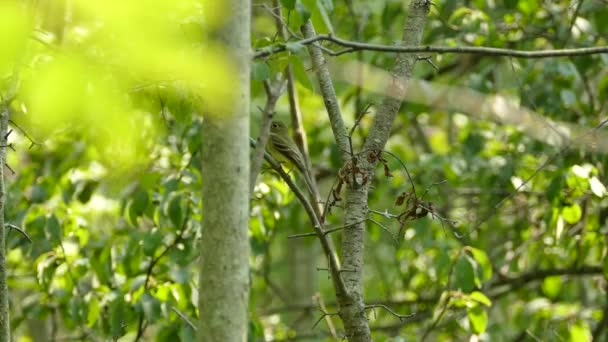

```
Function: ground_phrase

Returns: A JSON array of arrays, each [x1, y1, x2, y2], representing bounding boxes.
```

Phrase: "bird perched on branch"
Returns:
[[268, 120, 315, 196]]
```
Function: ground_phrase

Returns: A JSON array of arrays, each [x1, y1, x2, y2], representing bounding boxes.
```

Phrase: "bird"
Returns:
[[268, 120, 315, 196]]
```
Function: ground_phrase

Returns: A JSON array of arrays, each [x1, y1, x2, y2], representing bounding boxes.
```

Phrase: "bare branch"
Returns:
[[6, 223, 32, 243], [249, 77, 286, 195], [249, 138, 348, 297], [365, 304, 415, 322], [8, 120, 42, 149], [301, 22, 350, 165], [171, 307, 197, 332], [254, 33, 608, 59]]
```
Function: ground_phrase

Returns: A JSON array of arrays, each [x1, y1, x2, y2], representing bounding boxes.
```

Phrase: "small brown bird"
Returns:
[[268, 121, 315, 195]]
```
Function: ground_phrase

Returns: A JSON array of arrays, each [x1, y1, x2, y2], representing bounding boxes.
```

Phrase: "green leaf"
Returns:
[[295, 0, 311, 22], [467, 305, 487, 334], [109, 296, 126, 338], [546, 175, 564, 202], [466, 247, 493, 283], [569, 322, 591, 342], [170, 267, 190, 284], [542, 276, 562, 299], [285, 41, 305, 54], [562, 204, 582, 224], [281, 0, 296, 10], [167, 194, 184, 228], [91, 247, 112, 285], [453, 255, 477, 292], [36, 254, 58, 289], [572, 164, 591, 179], [290, 55, 313, 91], [517, 0, 539, 15], [142, 230, 163, 257], [45, 214, 62, 243], [251, 61, 270, 81], [180, 323, 196, 342], [128, 189, 149, 224], [469, 291, 492, 307], [76, 180, 99, 203], [69, 296, 85, 325], [589, 177, 607, 198], [31, 184, 50, 203], [318, 0, 333, 11], [140, 293, 162, 323], [26, 215, 47, 232], [87, 296, 100, 327], [560, 89, 576, 107]]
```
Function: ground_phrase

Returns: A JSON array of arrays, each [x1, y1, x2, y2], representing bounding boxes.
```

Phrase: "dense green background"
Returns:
[[2, 0, 608, 341]]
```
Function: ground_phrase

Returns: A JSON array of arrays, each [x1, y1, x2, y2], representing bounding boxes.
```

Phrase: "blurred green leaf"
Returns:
[[562, 204, 582, 224], [467, 304, 487, 334], [167, 194, 184, 228], [466, 247, 493, 284], [541, 276, 562, 299], [142, 229, 163, 257], [453, 255, 477, 292], [251, 61, 271, 81], [469, 291, 492, 307], [45, 215, 62, 243], [281, 0, 296, 10]]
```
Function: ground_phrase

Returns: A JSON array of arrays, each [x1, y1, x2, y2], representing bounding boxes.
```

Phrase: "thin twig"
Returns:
[[136, 204, 192, 340], [262, 3, 302, 40], [250, 138, 347, 297], [461, 117, 608, 238], [365, 304, 415, 322], [368, 218, 397, 243], [5, 223, 32, 242], [313, 294, 338, 339], [8, 120, 42, 149], [171, 307, 197, 331], [254, 33, 608, 59], [249, 77, 286, 195]]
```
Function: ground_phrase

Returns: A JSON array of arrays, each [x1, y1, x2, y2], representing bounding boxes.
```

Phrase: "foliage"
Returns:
[[0, 0, 607, 341]]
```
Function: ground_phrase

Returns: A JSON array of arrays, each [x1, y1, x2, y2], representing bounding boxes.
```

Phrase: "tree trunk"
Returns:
[[302, 1, 431, 340], [339, 2, 430, 340], [0, 97, 10, 342], [198, 0, 250, 340]]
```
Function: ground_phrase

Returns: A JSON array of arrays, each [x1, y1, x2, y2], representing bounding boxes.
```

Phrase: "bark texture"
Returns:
[[0, 98, 9, 342], [340, 2, 431, 341], [301, 22, 350, 165], [302, 1, 431, 341], [199, 0, 250, 340]]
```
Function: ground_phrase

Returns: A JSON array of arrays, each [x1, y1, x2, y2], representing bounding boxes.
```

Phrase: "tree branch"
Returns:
[[6, 223, 32, 243], [249, 78, 285, 195], [489, 265, 603, 297], [249, 138, 347, 297], [254, 33, 608, 59], [301, 22, 350, 165]]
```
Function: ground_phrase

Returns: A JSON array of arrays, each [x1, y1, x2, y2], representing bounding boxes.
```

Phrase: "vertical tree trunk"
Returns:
[[199, 0, 250, 340], [340, 2, 430, 340], [0, 98, 9, 342], [302, 1, 431, 341]]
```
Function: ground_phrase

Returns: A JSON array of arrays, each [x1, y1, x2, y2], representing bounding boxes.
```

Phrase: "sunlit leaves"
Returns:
[[561, 204, 582, 224], [465, 247, 493, 284], [467, 304, 487, 334], [541, 276, 562, 299], [589, 177, 607, 197], [70, 0, 234, 113], [0, 1, 31, 74]]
